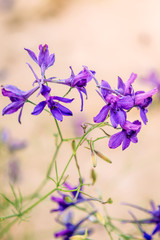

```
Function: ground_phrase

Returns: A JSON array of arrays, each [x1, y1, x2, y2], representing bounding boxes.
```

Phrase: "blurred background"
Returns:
[[1, 0, 160, 239]]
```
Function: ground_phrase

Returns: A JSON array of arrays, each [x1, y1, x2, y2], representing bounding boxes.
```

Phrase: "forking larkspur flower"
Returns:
[[2, 85, 39, 123], [94, 79, 134, 128], [31, 84, 74, 121], [108, 120, 141, 150]]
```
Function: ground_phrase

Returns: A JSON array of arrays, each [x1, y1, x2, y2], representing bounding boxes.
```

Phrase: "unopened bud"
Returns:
[[91, 168, 97, 185], [94, 150, 112, 163]]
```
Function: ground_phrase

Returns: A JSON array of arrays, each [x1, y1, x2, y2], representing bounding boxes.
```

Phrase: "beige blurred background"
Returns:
[[1, 0, 160, 239]]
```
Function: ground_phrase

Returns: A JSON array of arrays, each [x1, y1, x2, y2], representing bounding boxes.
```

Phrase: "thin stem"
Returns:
[[63, 87, 72, 98], [22, 188, 57, 216], [46, 141, 62, 178], [55, 160, 59, 183], [63, 137, 81, 142], [54, 119, 63, 142], [58, 122, 104, 185], [93, 135, 109, 143], [74, 154, 83, 184]]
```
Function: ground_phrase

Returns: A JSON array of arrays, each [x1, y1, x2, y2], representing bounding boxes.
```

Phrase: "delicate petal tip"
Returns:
[[24, 48, 38, 64], [48, 53, 55, 67], [100, 80, 111, 98], [117, 76, 125, 94]]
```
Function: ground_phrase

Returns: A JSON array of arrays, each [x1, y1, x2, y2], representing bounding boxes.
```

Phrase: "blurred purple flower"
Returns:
[[94, 80, 134, 128], [8, 158, 21, 184], [109, 120, 141, 150], [143, 71, 160, 97], [32, 84, 74, 121], [124, 201, 160, 237], [24, 44, 55, 76], [63, 182, 84, 200], [2, 85, 39, 123], [51, 193, 81, 213], [0, 129, 26, 152], [54, 66, 95, 111], [54, 211, 94, 240]]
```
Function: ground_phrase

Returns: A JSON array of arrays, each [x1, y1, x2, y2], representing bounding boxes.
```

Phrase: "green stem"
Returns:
[[47, 141, 63, 178], [22, 188, 57, 216], [63, 87, 72, 98], [58, 122, 104, 185], [54, 119, 63, 141]]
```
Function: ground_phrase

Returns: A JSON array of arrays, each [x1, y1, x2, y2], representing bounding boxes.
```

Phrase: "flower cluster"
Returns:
[[50, 182, 94, 239], [2, 44, 94, 123], [124, 201, 160, 239], [94, 73, 157, 150], [1, 44, 157, 150]]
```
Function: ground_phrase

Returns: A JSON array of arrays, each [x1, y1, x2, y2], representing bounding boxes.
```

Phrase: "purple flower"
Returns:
[[134, 88, 157, 124], [124, 201, 160, 237], [31, 85, 74, 121], [127, 210, 153, 240], [94, 80, 134, 128], [2, 85, 39, 123], [109, 120, 141, 150], [24, 44, 55, 76], [50, 190, 91, 213], [8, 158, 21, 184], [54, 211, 94, 240], [50, 193, 76, 213], [54, 66, 95, 111], [0, 128, 26, 152]]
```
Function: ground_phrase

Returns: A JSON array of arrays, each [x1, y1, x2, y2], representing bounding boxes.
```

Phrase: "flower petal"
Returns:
[[140, 107, 148, 125], [93, 105, 110, 123], [57, 103, 73, 116], [50, 107, 63, 121], [122, 137, 131, 150], [2, 85, 26, 97], [24, 48, 38, 64], [31, 101, 47, 115], [117, 76, 125, 94], [101, 80, 111, 98], [109, 131, 124, 149], [48, 53, 55, 67], [118, 96, 134, 110], [2, 101, 24, 115], [53, 96, 74, 103]]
